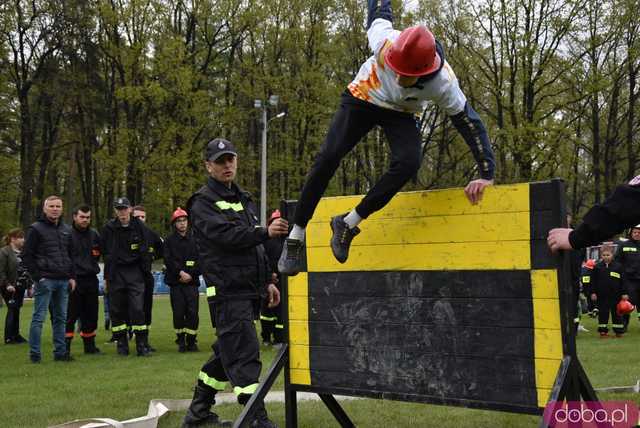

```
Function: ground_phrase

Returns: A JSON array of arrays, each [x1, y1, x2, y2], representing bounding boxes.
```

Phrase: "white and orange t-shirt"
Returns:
[[348, 18, 467, 116]]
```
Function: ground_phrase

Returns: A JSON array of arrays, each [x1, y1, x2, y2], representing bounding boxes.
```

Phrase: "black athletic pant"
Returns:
[[169, 283, 199, 334], [143, 271, 154, 327], [294, 92, 422, 227], [198, 300, 261, 403], [109, 265, 146, 336], [65, 276, 99, 338], [597, 298, 624, 334], [2, 286, 25, 342]]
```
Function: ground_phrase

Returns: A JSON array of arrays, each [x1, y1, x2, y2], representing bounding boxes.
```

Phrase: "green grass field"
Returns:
[[1, 295, 638, 428]]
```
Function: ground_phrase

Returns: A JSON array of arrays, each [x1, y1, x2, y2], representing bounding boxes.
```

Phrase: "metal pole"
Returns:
[[260, 106, 268, 227]]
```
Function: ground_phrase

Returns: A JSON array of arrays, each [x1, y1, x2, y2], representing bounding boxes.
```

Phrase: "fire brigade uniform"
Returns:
[[164, 227, 200, 352], [65, 224, 102, 353], [583, 260, 626, 336], [615, 232, 640, 329], [568, 176, 640, 249], [101, 216, 150, 356], [141, 226, 163, 351], [260, 225, 284, 345], [184, 156, 275, 427]]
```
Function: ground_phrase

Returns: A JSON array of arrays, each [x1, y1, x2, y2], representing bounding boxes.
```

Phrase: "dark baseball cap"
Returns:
[[205, 138, 237, 162], [113, 197, 131, 209]]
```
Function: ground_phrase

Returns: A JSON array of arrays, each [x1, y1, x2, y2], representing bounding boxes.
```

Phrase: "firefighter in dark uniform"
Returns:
[[101, 197, 151, 357], [260, 209, 285, 345], [65, 204, 102, 354], [132, 205, 164, 353], [585, 246, 628, 337], [548, 175, 640, 251], [164, 207, 201, 352], [182, 138, 288, 428], [615, 225, 640, 330]]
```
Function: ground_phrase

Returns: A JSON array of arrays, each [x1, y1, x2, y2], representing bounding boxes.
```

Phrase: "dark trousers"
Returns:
[[622, 278, 640, 329], [597, 298, 624, 334], [2, 286, 25, 342], [169, 284, 199, 334], [260, 297, 284, 343], [294, 92, 422, 227], [143, 271, 154, 326], [65, 276, 99, 337], [109, 265, 146, 335], [198, 300, 261, 403]]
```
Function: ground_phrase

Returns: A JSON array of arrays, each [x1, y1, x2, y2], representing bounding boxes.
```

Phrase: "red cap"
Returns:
[[385, 25, 441, 77], [584, 259, 596, 270], [171, 207, 188, 224]]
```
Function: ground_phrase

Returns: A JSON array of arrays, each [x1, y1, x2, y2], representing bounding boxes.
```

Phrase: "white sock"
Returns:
[[289, 224, 305, 241], [343, 209, 363, 229]]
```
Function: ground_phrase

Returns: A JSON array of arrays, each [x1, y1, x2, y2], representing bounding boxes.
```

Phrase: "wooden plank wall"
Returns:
[[288, 182, 566, 414]]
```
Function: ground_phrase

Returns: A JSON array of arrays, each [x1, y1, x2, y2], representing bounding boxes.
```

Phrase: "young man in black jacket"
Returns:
[[65, 204, 102, 354], [23, 195, 76, 363], [101, 197, 151, 357], [182, 138, 288, 428], [164, 207, 201, 352], [132, 205, 164, 353]]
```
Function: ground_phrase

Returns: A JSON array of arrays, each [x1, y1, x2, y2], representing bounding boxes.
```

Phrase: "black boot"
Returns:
[[116, 333, 129, 356], [182, 385, 232, 428], [136, 332, 151, 357], [65, 337, 72, 354], [83, 336, 101, 354], [177, 333, 187, 353], [329, 213, 360, 263], [144, 333, 156, 353], [186, 334, 199, 352], [250, 403, 278, 428]]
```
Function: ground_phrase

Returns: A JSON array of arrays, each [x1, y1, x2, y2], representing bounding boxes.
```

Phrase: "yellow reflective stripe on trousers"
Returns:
[[198, 371, 227, 391], [215, 201, 243, 212], [112, 324, 128, 332], [206, 286, 216, 297], [260, 315, 277, 322], [131, 325, 147, 331], [183, 328, 197, 335], [175, 328, 184, 334], [275, 324, 284, 329], [233, 383, 259, 396], [610, 272, 621, 279]]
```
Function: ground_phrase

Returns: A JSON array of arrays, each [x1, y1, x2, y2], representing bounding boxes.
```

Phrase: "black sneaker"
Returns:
[[277, 238, 304, 275], [30, 353, 41, 364], [54, 354, 74, 362], [330, 214, 360, 263]]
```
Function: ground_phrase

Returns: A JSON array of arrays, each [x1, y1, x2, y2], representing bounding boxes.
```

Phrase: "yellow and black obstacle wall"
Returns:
[[281, 180, 596, 425]]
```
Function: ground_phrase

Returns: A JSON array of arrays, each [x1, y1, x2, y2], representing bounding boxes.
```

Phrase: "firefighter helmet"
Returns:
[[616, 299, 635, 316], [171, 207, 188, 224], [385, 25, 441, 77]]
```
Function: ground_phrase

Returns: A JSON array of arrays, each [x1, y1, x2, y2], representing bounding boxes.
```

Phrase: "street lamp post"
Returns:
[[254, 95, 286, 227]]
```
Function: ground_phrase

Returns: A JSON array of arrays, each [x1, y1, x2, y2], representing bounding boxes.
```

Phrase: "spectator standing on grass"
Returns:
[[65, 204, 102, 355], [0, 229, 30, 344], [615, 225, 640, 331], [164, 207, 201, 352], [132, 205, 164, 353], [585, 246, 628, 338], [23, 196, 76, 363]]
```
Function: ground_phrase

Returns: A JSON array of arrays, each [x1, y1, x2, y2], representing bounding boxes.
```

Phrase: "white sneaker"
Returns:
[[577, 325, 589, 332]]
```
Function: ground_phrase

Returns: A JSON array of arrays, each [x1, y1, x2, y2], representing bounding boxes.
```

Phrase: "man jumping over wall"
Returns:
[[278, 0, 496, 275]]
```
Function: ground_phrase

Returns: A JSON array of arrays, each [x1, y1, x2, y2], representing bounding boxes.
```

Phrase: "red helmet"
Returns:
[[584, 259, 596, 270], [385, 25, 441, 77], [171, 207, 188, 224], [268, 209, 282, 225], [616, 300, 635, 316]]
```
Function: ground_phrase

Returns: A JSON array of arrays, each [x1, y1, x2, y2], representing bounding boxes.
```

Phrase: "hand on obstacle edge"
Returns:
[[547, 228, 573, 253], [464, 178, 494, 205]]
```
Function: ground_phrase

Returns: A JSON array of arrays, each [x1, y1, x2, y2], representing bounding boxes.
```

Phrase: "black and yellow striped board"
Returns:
[[283, 180, 586, 418]]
